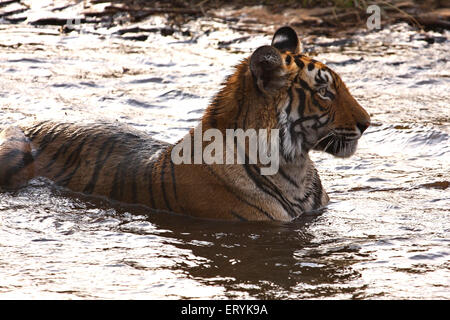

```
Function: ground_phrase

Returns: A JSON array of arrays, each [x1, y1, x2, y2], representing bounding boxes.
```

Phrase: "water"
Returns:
[[0, 12, 449, 299]]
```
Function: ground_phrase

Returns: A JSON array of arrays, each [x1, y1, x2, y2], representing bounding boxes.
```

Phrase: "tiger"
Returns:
[[0, 26, 370, 221]]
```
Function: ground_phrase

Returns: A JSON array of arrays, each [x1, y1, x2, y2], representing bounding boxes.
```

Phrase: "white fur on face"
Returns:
[[304, 66, 334, 91], [277, 96, 303, 161]]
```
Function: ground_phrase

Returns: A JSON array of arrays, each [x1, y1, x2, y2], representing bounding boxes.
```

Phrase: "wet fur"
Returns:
[[0, 27, 370, 221]]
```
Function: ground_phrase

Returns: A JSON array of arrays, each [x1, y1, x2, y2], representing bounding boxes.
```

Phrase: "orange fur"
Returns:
[[0, 27, 370, 221]]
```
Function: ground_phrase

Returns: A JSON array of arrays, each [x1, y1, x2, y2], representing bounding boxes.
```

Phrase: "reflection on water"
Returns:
[[0, 14, 449, 299], [0, 182, 364, 299]]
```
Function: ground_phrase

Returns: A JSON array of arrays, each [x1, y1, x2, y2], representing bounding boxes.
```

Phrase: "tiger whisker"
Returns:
[[311, 131, 334, 150], [323, 135, 336, 153]]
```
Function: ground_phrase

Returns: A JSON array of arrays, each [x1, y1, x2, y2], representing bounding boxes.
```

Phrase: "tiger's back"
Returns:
[[0, 26, 371, 221], [0, 120, 281, 220], [0, 121, 169, 206]]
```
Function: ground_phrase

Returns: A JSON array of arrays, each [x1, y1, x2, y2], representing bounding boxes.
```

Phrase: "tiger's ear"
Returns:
[[271, 26, 301, 54], [250, 45, 286, 94]]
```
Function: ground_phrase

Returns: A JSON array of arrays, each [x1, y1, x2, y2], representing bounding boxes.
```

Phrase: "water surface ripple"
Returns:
[[0, 18, 449, 299]]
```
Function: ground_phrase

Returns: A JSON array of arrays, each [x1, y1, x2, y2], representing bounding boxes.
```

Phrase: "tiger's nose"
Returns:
[[356, 121, 370, 134]]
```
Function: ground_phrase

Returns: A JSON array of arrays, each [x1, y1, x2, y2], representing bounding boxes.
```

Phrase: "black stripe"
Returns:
[[253, 166, 295, 217], [160, 151, 173, 212], [110, 152, 131, 201], [208, 108, 217, 128], [285, 55, 292, 65], [312, 112, 331, 129], [116, 156, 130, 199], [331, 71, 341, 90], [234, 102, 243, 130], [294, 56, 305, 69], [43, 128, 84, 172], [55, 136, 103, 188], [169, 153, 177, 201], [294, 180, 316, 207], [279, 126, 286, 162], [130, 158, 139, 203], [230, 210, 248, 221], [240, 73, 250, 129], [241, 103, 249, 130], [278, 167, 299, 188], [315, 69, 327, 84], [0, 149, 21, 161], [298, 79, 312, 92], [326, 91, 335, 100], [204, 166, 275, 221], [296, 87, 306, 117], [22, 151, 34, 166], [307, 62, 315, 71], [34, 123, 69, 157], [243, 164, 297, 218], [310, 90, 326, 111], [25, 121, 47, 140], [329, 111, 336, 123], [82, 137, 118, 194], [285, 87, 293, 115], [52, 125, 103, 176], [254, 164, 302, 216], [40, 124, 68, 144], [146, 162, 156, 208], [233, 75, 246, 130], [54, 135, 92, 182], [116, 134, 146, 201], [291, 115, 323, 136]]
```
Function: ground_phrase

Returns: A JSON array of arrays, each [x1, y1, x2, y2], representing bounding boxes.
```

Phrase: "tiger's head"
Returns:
[[248, 26, 371, 161]]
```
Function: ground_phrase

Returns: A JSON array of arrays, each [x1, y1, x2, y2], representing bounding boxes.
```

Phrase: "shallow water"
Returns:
[[0, 13, 449, 299]]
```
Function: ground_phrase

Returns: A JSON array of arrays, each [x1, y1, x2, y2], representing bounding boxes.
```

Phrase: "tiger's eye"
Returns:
[[318, 87, 327, 96]]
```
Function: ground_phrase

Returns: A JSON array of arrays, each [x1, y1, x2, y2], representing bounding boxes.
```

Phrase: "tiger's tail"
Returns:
[[0, 126, 35, 190]]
